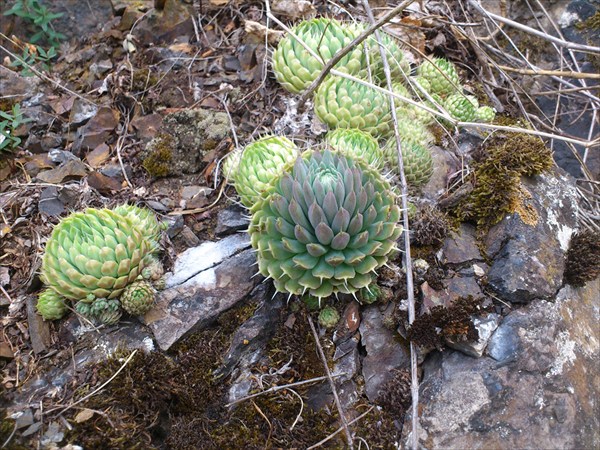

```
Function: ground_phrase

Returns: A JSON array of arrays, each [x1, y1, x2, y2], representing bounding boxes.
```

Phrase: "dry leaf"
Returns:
[[74, 409, 95, 423], [244, 20, 284, 45], [209, 0, 230, 5]]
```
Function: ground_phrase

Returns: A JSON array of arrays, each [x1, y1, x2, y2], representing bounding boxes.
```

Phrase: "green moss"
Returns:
[[576, 11, 600, 30], [142, 133, 174, 177], [450, 130, 553, 230]]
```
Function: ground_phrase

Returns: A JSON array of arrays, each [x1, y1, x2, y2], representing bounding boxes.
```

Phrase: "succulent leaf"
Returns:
[[112, 204, 163, 252], [250, 150, 402, 299]]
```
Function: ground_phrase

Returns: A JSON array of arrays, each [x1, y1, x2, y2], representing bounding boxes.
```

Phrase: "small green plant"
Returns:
[[4, 0, 64, 76], [3, 0, 65, 47], [0, 103, 32, 152]]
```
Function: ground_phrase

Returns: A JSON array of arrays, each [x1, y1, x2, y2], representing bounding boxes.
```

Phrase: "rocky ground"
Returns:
[[1, 0, 599, 449]]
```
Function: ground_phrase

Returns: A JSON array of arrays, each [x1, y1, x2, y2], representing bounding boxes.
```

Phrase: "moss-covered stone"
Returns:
[[142, 108, 231, 177]]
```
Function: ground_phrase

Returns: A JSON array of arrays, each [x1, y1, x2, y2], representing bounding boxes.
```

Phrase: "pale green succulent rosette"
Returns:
[[392, 117, 435, 148], [318, 306, 340, 328], [41, 208, 152, 301], [364, 31, 411, 82], [325, 128, 383, 169], [113, 204, 163, 253], [444, 93, 479, 122], [314, 76, 392, 138], [250, 150, 402, 299], [383, 139, 434, 187], [271, 18, 365, 94], [475, 105, 496, 123], [97, 307, 122, 325], [417, 57, 460, 97], [222, 148, 242, 180], [121, 280, 156, 315], [232, 135, 298, 207], [36, 289, 68, 320], [393, 83, 436, 126]]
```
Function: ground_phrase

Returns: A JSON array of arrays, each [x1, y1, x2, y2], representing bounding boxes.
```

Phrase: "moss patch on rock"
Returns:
[[447, 130, 553, 230]]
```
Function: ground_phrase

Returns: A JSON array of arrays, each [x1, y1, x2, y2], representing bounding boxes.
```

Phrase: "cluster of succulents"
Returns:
[[36, 205, 166, 324]]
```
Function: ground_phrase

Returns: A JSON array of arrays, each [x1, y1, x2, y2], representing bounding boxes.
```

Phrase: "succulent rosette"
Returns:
[[325, 128, 383, 169], [318, 306, 340, 328], [315, 76, 392, 138], [365, 31, 411, 82], [417, 57, 460, 97], [222, 148, 242, 180], [272, 18, 365, 94], [121, 280, 156, 315], [475, 105, 496, 123], [36, 289, 68, 320], [250, 150, 402, 299], [112, 204, 163, 252], [383, 139, 434, 186], [444, 93, 479, 122], [232, 135, 298, 207], [40, 208, 152, 301], [393, 83, 436, 126]]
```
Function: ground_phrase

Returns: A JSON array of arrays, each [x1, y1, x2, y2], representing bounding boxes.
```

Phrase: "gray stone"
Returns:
[[442, 223, 483, 265], [0, 66, 40, 101], [215, 205, 249, 236], [486, 172, 578, 303], [360, 304, 411, 401], [145, 234, 259, 350], [217, 284, 284, 380], [446, 313, 500, 358], [420, 275, 484, 313], [421, 145, 460, 200], [403, 278, 600, 449], [38, 187, 65, 217], [69, 99, 99, 126], [26, 296, 51, 354]]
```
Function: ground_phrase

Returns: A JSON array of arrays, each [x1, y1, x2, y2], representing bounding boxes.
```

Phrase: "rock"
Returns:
[[404, 278, 600, 449], [36, 159, 87, 184], [144, 234, 259, 350], [69, 99, 99, 126], [420, 275, 484, 313], [446, 313, 500, 358], [486, 171, 578, 303], [45, 0, 114, 41], [142, 108, 231, 177], [0, 66, 41, 101], [360, 304, 411, 401], [217, 284, 284, 380], [441, 223, 483, 265], [38, 187, 65, 217], [215, 205, 249, 236], [75, 107, 120, 152], [26, 296, 51, 354], [421, 145, 460, 200]]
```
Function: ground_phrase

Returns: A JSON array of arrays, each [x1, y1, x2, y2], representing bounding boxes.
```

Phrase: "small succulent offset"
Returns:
[[120, 280, 156, 316], [36, 289, 68, 320], [250, 150, 402, 299], [325, 128, 383, 169], [37, 205, 165, 322], [271, 18, 364, 94], [314, 76, 392, 138], [318, 306, 340, 328], [227, 135, 298, 208], [416, 57, 460, 97], [444, 93, 479, 122], [383, 140, 434, 187]]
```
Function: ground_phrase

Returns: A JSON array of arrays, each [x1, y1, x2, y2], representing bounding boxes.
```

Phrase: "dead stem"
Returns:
[[307, 315, 354, 449]]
